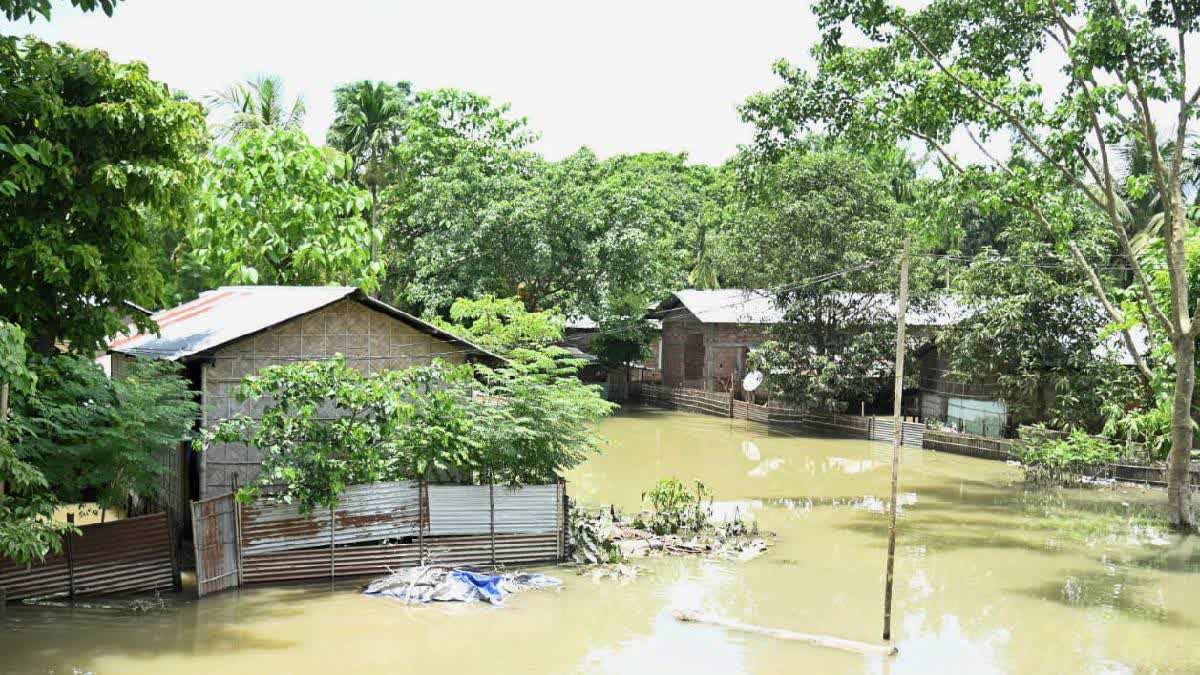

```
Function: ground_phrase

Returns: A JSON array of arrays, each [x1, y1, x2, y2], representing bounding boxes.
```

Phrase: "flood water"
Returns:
[[3, 406, 1199, 674]]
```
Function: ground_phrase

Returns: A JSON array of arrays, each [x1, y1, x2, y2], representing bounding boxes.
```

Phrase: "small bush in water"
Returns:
[[1017, 429, 1119, 487], [637, 478, 711, 535]]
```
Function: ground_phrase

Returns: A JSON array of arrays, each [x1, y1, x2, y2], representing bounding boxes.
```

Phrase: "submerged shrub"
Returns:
[[1017, 429, 1119, 487], [636, 478, 711, 535]]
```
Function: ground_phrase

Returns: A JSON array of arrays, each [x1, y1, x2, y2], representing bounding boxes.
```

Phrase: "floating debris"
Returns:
[[567, 502, 774, 568], [578, 563, 647, 582], [674, 610, 898, 656], [363, 565, 561, 606]]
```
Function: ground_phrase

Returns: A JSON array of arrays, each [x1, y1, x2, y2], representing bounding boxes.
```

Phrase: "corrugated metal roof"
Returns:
[[658, 289, 969, 327], [108, 286, 498, 362], [666, 289, 784, 324]]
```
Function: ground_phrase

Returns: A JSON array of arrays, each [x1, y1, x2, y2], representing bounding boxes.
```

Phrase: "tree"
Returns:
[[766, 0, 1200, 531], [0, 321, 72, 564], [12, 356, 198, 511], [939, 209, 1134, 430], [0, 38, 208, 355], [201, 355, 613, 512], [206, 75, 306, 142], [380, 88, 537, 307], [717, 147, 910, 408], [185, 127, 383, 291], [327, 80, 412, 261]]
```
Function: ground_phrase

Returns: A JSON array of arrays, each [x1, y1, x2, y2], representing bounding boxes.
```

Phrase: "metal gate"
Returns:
[[191, 493, 240, 597]]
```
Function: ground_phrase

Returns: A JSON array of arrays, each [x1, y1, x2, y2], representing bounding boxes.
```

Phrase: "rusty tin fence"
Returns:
[[634, 383, 925, 449], [0, 512, 178, 603], [192, 480, 566, 596]]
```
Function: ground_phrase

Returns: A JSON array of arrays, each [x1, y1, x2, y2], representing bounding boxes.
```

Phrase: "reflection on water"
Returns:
[[2, 406, 1199, 674]]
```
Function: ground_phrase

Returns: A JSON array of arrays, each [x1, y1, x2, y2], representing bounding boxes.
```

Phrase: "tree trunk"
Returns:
[[1168, 333, 1195, 532], [368, 183, 378, 266]]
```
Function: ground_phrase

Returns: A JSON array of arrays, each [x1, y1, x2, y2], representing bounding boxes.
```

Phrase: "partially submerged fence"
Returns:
[[634, 383, 925, 449], [0, 512, 177, 602], [193, 480, 566, 595]]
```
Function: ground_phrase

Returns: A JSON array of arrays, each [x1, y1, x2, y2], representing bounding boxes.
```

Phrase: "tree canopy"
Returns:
[[0, 38, 208, 354]]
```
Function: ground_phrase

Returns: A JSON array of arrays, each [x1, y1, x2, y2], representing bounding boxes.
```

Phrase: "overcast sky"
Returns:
[[3, 0, 820, 165]]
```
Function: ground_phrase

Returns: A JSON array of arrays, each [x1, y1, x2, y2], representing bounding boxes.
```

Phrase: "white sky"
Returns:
[[3, 0, 821, 165]]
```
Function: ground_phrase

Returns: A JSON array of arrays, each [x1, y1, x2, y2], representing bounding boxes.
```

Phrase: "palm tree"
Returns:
[[1115, 136, 1200, 256], [326, 81, 413, 261], [206, 75, 306, 141]]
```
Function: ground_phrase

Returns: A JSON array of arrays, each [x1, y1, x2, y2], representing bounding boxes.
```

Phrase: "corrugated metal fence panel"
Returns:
[[902, 421, 924, 448], [425, 534, 561, 567], [238, 534, 560, 583], [0, 512, 175, 602], [192, 493, 239, 598], [427, 484, 491, 536], [494, 485, 559, 534], [427, 484, 561, 536], [240, 542, 422, 584], [240, 480, 421, 556], [0, 552, 71, 601], [867, 418, 924, 449]]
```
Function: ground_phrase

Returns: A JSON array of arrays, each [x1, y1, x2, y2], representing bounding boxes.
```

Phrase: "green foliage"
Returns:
[[1, 0, 117, 22], [939, 201, 1131, 429], [382, 89, 708, 319], [0, 321, 35, 397], [589, 294, 658, 372], [186, 127, 383, 291], [434, 295, 566, 354], [636, 478, 711, 535], [200, 357, 474, 511], [0, 320, 73, 564], [1017, 429, 1120, 487], [201, 355, 614, 513], [474, 359, 616, 484], [0, 37, 208, 354], [12, 355, 198, 510], [718, 147, 911, 408]]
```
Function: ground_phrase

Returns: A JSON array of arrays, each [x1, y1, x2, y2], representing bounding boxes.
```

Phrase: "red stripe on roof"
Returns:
[[108, 289, 245, 348]]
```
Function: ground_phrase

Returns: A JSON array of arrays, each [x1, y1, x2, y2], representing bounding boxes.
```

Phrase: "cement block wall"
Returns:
[[199, 298, 468, 499]]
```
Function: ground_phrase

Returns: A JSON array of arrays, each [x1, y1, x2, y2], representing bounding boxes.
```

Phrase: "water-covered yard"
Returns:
[[2, 407, 1197, 674]]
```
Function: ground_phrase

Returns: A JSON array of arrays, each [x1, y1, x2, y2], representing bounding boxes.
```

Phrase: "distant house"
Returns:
[[652, 289, 1010, 429], [106, 286, 500, 520], [564, 314, 664, 387], [654, 290, 781, 391]]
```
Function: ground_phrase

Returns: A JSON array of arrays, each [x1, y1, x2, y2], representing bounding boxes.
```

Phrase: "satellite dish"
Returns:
[[742, 370, 764, 392]]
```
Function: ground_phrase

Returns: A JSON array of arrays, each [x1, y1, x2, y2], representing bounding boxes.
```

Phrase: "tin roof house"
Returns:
[[651, 289, 1006, 430], [106, 286, 498, 531]]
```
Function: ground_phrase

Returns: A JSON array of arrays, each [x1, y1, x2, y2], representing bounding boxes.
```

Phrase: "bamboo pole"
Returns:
[[674, 611, 897, 656], [883, 239, 910, 642], [329, 505, 336, 581]]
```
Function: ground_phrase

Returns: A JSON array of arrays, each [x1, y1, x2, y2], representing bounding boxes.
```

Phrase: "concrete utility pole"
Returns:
[[883, 240, 910, 643]]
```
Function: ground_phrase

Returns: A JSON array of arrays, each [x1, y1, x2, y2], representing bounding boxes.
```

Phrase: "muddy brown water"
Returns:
[[2, 406, 1198, 674]]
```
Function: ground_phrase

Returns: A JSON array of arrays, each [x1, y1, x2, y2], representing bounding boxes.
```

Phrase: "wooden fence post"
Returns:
[[418, 480, 426, 566], [232, 473, 243, 589], [488, 477, 497, 568], [65, 513, 76, 600], [329, 505, 336, 581]]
